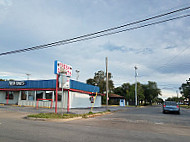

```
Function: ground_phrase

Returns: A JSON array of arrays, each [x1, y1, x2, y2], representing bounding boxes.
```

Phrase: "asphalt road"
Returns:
[[0, 106, 190, 142]]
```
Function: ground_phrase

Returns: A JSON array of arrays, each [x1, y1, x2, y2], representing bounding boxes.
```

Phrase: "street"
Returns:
[[0, 106, 190, 142]]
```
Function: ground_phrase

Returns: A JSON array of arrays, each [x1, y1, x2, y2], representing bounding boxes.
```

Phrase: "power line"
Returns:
[[1, 14, 190, 56], [156, 46, 190, 71], [0, 6, 190, 56], [140, 44, 190, 78]]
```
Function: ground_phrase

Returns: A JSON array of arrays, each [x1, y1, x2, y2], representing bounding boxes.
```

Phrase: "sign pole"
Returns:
[[55, 74, 59, 114], [6, 91, 9, 104], [54, 60, 72, 114], [67, 89, 70, 113], [91, 92, 98, 112]]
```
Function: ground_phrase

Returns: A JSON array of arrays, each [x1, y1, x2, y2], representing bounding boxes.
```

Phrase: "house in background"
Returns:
[[108, 94, 125, 106]]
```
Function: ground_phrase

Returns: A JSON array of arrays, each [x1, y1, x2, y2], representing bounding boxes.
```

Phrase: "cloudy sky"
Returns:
[[0, 0, 190, 99]]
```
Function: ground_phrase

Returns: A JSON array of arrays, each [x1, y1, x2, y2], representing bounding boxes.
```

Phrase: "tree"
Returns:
[[128, 84, 135, 105], [114, 83, 130, 97], [87, 70, 114, 93], [86, 70, 114, 104], [114, 82, 145, 105], [179, 80, 190, 106], [166, 97, 183, 102], [114, 83, 134, 104], [137, 82, 145, 105], [86, 78, 96, 86], [127, 83, 144, 105], [154, 97, 164, 104], [87, 71, 104, 93], [0, 79, 14, 81], [114, 81, 161, 105], [142, 81, 161, 105]]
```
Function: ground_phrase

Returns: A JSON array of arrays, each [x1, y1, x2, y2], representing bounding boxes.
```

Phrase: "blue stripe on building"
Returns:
[[0, 79, 99, 93]]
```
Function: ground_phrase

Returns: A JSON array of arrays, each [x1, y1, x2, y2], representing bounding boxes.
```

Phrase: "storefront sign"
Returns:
[[9, 81, 25, 86], [54, 60, 72, 77]]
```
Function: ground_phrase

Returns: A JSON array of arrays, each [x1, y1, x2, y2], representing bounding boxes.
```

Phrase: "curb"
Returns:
[[87, 112, 112, 118], [24, 116, 83, 122]]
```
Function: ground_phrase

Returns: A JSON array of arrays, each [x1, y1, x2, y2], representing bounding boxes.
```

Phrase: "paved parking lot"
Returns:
[[0, 105, 190, 142]]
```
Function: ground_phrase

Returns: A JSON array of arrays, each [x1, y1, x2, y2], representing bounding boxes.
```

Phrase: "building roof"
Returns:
[[70, 80, 99, 93], [0, 79, 99, 93], [108, 94, 124, 98]]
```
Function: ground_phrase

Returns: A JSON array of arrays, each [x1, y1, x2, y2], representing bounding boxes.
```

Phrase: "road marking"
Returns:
[[155, 122, 164, 125]]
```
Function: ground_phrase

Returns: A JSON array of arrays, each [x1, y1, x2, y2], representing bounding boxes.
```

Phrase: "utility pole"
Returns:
[[176, 90, 179, 98], [176, 90, 179, 103], [106, 57, 108, 110], [134, 66, 138, 106]]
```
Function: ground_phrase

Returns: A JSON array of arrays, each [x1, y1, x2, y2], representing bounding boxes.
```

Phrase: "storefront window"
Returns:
[[5, 91, 14, 100], [36, 91, 44, 100], [45, 91, 53, 100], [21, 91, 27, 100], [54, 91, 62, 101], [28, 91, 35, 101], [58, 94, 62, 101]]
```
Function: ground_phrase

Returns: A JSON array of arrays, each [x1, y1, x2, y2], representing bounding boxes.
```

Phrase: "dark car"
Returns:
[[162, 101, 180, 114]]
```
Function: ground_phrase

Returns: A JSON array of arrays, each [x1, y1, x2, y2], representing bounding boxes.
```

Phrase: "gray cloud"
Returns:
[[164, 45, 176, 49], [102, 43, 153, 54]]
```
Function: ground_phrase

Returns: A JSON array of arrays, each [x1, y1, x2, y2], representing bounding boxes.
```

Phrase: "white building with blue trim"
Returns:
[[0, 79, 102, 108]]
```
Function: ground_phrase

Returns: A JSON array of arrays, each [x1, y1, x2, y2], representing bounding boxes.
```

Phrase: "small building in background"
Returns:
[[108, 94, 125, 106]]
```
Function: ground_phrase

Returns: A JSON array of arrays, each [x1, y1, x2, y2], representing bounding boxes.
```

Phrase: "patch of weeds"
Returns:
[[180, 105, 190, 109], [82, 114, 88, 118], [88, 111, 94, 115]]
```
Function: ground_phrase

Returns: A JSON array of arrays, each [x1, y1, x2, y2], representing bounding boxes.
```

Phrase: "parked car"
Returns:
[[162, 101, 180, 114]]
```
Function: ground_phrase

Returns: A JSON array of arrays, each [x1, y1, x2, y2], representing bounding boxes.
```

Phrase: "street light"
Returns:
[[76, 70, 80, 80], [26, 73, 31, 80]]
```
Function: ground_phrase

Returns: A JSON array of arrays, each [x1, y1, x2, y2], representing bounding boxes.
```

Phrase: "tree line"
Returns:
[[114, 81, 162, 105], [166, 78, 190, 106], [179, 78, 190, 105], [86, 70, 162, 105], [0, 79, 14, 81]]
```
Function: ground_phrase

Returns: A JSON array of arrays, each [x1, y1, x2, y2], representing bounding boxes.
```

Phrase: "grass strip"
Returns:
[[27, 111, 110, 119], [180, 105, 190, 109]]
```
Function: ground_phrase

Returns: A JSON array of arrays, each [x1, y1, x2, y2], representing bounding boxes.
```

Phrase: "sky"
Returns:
[[0, 0, 190, 100]]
